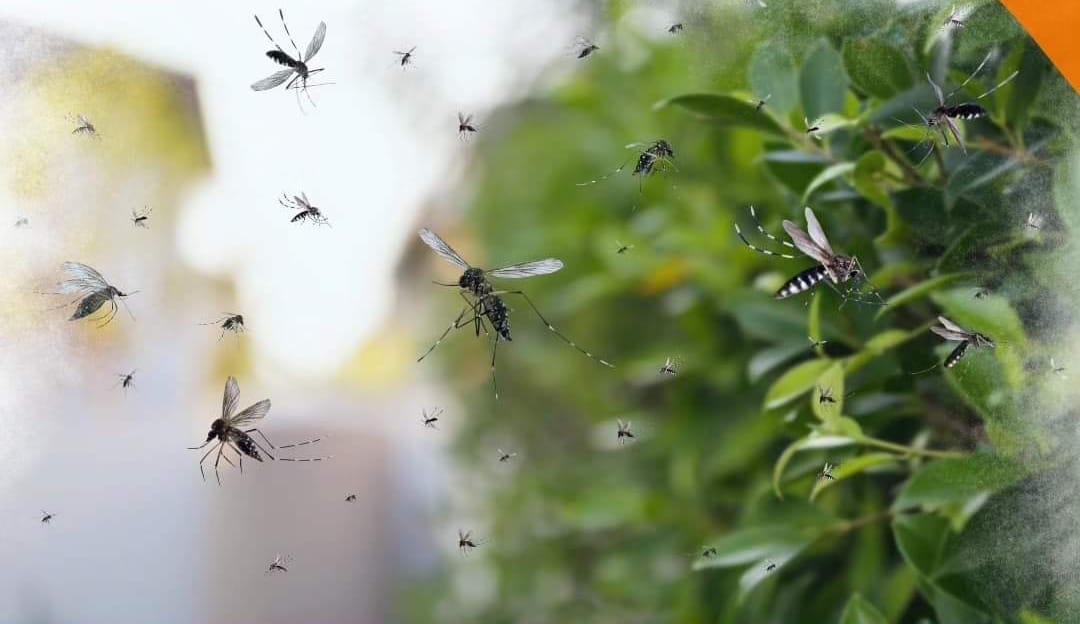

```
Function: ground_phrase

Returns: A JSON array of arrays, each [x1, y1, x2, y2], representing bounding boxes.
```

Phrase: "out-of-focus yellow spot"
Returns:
[[339, 324, 412, 388], [637, 258, 692, 295]]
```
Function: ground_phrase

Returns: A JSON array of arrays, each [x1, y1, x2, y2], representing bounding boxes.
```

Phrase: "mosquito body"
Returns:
[[1025, 212, 1044, 231], [458, 530, 482, 556], [735, 206, 877, 303], [203, 313, 245, 340], [457, 113, 479, 141], [574, 38, 599, 59], [115, 370, 136, 393], [576, 140, 675, 189], [1051, 358, 1066, 376], [817, 462, 837, 480], [393, 46, 416, 68], [805, 117, 821, 139], [40, 510, 55, 524], [765, 559, 777, 572], [617, 419, 635, 445], [280, 192, 328, 225], [943, 5, 966, 30], [667, 23, 684, 34], [974, 287, 991, 299], [345, 493, 357, 502], [53, 262, 136, 327], [421, 407, 442, 429], [698, 546, 718, 558], [70, 114, 99, 138], [417, 228, 612, 399], [930, 316, 994, 368], [251, 10, 328, 110], [266, 554, 291, 573], [188, 376, 328, 485], [615, 241, 634, 254], [497, 449, 517, 463], [14, 217, 28, 228], [808, 336, 828, 349], [659, 357, 679, 377], [752, 94, 771, 112], [131, 205, 152, 228], [817, 386, 836, 405]]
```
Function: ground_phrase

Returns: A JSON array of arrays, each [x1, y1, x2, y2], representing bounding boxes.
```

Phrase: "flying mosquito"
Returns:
[[930, 316, 995, 368], [752, 94, 771, 112], [943, 5, 966, 30], [40, 510, 55, 524], [458, 530, 483, 556], [697, 546, 718, 558], [51, 262, 136, 327], [659, 357, 679, 376], [345, 493, 358, 502], [497, 449, 517, 462], [14, 216, 28, 228], [69, 114, 99, 138], [1025, 212, 1044, 231], [202, 313, 245, 340], [576, 140, 676, 189], [280, 192, 329, 226], [421, 407, 442, 429], [667, 23, 684, 34], [250, 10, 329, 110], [909, 53, 1019, 163], [1051, 358, 1066, 376], [615, 241, 634, 254], [617, 419, 635, 445], [266, 554, 291, 574], [974, 287, 991, 299], [805, 117, 822, 139], [457, 113, 479, 141], [735, 206, 881, 304], [188, 376, 329, 485], [817, 462, 837, 480], [393, 46, 416, 68], [416, 228, 613, 399], [808, 336, 828, 349], [115, 370, 136, 393], [818, 386, 837, 405], [765, 559, 777, 572], [131, 205, 152, 228], [574, 37, 599, 59]]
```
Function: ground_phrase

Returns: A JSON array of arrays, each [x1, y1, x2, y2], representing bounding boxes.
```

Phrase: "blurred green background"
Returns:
[[402, 1, 1080, 623]]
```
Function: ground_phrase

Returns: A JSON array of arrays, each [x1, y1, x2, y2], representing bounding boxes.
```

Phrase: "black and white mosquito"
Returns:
[[457, 113, 479, 141], [131, 205, 151, 228], [40, 510, 55, 524], [576, 140, 676, 190], [421, 407, 442, 429], [188, 376, 329, 485], [497, 448, 517, 463], [817, 462, 837, 480], [115, 370, 136, 393], [280, 192, 329, 226], [266, 554, 291, 574], [202, 313, 245, 340], [908, 53, 1019, 164], [574, 38, 599, 59], [735, 206, 882, 304], [615, 241, 634, 254], [51, 262, 136, 327], [345, 493, 357, 502], [251, 10, 329, 110], [930, 316, 995, 368], [659, 356, 679, 376], [697, 546, 719, 558], [458, 530, 483, 556], [667, 23, 684, 34], [752, 94, 771, 112], [1025, 212, 1044, 231], [616, 419, 635, 445], [417, 228, 613, 399], [393, 46, 416, 68], [69, 114, 99, 138], [14, 216, 28, 228]]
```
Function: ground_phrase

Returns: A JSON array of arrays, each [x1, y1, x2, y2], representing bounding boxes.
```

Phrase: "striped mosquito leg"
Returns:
[[749, 206, 797, 251], [278, 455, 332, 463], [276, 436, 324, 449], [417, 304, 482, 362], [776, 265, 830, 299], [498, 290, 615, 368], [254, 14, 287, 55], [277, 9, 302, 59], [734, 223, 799, 259], [491, 337, 500, 400]]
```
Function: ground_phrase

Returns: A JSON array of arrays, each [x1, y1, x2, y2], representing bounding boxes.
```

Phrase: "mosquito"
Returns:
[[659, 357, 679, 376], [202, 313, 245, 340], [40, 510, 55, 524], [1051, 358, 1066, 376], [817, 462, 837, 480], [14, 216, 29, 228], [115, 370, 136, 393], [51, 262, 136, 327], [280, 192, 329, 226], [765, 559, 777, 572], [752, 94, 771, 112], [131, 205, 152, 228], [421, 407, 442, 429], [943, 5, 966, 30], [974, 287, 991, 299], [416, 228, 613, 399], [805, 117, 822, 139], [910, 53, 1019, 163], [188, 376, 329, 485], [667, 23, 684, 34], [930, 316, 995, 368], [497, 448, 517, 462], [69, 114, 99, 138], [617, 419, 635, 445], [698, 546, 718, 558], [735, 206, 882, 304], [808, 336, 828, 349], [250, 10, 329, 110], [576, 139, 676, 189], [458, 529, 483, 556], [817, 386, 837, 405], [1025, 212, 1044, 231], [574, 38, 599, 59], [457, 112, 479, 141], [266, 554, 291, 574], [345, 493, 357, 502], [393, 46, 416, 68], [615, 241, 634, 254]]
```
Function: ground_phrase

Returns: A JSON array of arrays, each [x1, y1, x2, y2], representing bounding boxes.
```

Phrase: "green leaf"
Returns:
[[802, 162, 855, 203], [749, 41, 799, 114], [852, 150, 894, 210], [1001, 41, 1044, 131], [764, 359, 834, 409], [845, 328, 921, 374], [842, 39, 913, 99], [839, 593, 889, 624], [692, 525, 816, 571], [875, 273, 972, 319], [800, 39, 848, 121], [893, 453, 1024, 513], [811, 362, 844, 422], [773, 432, 858, 497], [657, 93, 786, 137], [945, 151, 1022, 207], [893, 513, 951, 579], [764, 150, 830, 194]]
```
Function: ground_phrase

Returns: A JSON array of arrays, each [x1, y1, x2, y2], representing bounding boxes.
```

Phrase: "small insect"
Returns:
[[805, 117, 822, 139], [188, 376, 329, 485], [345, 493, 358, 502], [615, 241, 634, 254], [699, 546, 718, 558], [1025, 212, 1045, 231], [659, 356, 679, 376], [817, 462, 837, 480], [14, 216, 29, 228], [40, 510, 55, 524], [1050, 358, 1066, 377], [280, 192, 329, 226], [458, 529, 482, 556], [930, 316, 995, 368], [131, 205, 152, 228], [202, 313, 245, 340], [577, 140, 676, 189], [752, 94, 771, 112], [251, 10, 329, 110], [574, 38, 599, 59], [69, 114, 99, 137], [497, 448, 517, 462], [735, 206, 880, 304], [974, 287, 991, 299], [765, 559, 777, 572], [616, 419, 635, 445], [115, 369, 136, 393], [808, 336, 828, 349], [817, 386, 837, 404], [52, 262, 136, 327], [393, 46, 416, 68], [943, 5, 966, 30], [457, 112, 479, 141], [266, 553, 291, 574], [421, 407, 442, 429], [417, 228, 612, 399], [910, 53, 1019, 163], [667, 23, 684, 34]]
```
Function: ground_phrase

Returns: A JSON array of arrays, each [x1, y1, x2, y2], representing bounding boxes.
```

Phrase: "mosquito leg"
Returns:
[[491, 337, 500, 400], [576, 156, 632, 187], [748, 205, 797, 251], [254, 14, 287, 55], [246, 428, 276, 450], [277, 9, 301, 60], [417, 306, 480, 362], [195, 441, 222, 481], [276, 436, 323, 449], [225, 442, 243, 472], [734, 216, 800, 259], [498, 290, 615, 368]]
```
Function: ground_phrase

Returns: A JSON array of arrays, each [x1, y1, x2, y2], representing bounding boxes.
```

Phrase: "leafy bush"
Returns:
[[405, 1, 1080, 622]]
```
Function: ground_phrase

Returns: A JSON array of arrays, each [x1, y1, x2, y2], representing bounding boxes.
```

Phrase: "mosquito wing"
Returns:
[[230, 399, 271, 428], [418, 228, 470, 268], [222, 376, 241, 420], [781, 220, 831, 264], [251, 68, 295, 91], [59, 261, 111, 294], [304, 21, 327, 61], [802, 207, 835, 256], [487, 258, 564, 279], [931, 317, 971, 342]]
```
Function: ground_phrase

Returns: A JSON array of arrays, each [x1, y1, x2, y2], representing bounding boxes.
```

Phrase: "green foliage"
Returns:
[[403, 2, 1080, 623]]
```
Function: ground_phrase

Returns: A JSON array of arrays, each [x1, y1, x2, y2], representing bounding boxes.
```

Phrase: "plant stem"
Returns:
[[863, 126, 923, 186], [859, 435, 968, 459]]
